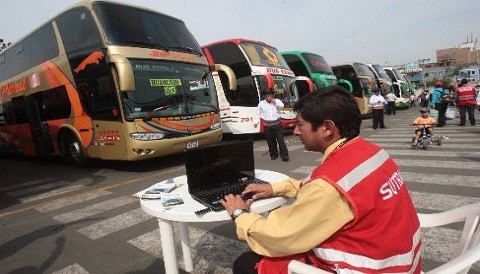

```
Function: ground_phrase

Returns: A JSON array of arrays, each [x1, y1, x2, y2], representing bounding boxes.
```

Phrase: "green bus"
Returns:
[[281, 51, 352, 92]]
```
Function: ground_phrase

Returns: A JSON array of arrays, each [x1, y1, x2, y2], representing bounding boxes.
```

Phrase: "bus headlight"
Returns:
[[210, 122, 221, 130], [130, 132, 165, 140]]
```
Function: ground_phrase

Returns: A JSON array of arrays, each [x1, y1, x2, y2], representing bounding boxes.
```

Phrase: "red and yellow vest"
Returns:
[[456, 86, 476, 107], [257, 137, 422, 274], [309, 137, 421, 273]]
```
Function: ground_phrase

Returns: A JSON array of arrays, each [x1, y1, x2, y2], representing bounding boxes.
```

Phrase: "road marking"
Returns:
[[0, 168, 180, 219], [19, 185, 86, 203], [411, 191, 480, 212], [386, 150, 480, 159], [401, 171, 479, 188], [50, 263, 89, 274], [77, 208, 153, 240], [0, 177, 57, 192], [395, 158, 480, 170], [368, 137, 480, 143], [36, 190, 112, 213], [377, 142, 480, 149], [53, 196, 136, 223], [128, 224, 249, 273]]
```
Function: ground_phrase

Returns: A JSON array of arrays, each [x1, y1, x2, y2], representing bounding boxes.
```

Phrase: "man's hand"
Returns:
[[220, 194, 252, 215], [242, 183, 273, 200]]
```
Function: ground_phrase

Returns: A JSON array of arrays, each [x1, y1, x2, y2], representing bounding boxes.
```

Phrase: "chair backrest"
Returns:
[[419, 202, 480, 274], [288, 202, 480, 274]]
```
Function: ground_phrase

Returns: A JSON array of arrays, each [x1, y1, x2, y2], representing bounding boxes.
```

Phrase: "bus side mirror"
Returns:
[[214, 64, 237, 91], [109, 54, 135, 92]]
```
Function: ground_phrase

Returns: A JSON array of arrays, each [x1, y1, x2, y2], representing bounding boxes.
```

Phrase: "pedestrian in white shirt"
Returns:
[[385, 92, 397, 115], [253, 90, 289, 161], [369, 88, 387, 129]]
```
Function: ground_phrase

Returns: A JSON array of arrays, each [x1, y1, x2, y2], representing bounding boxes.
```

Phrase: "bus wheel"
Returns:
[[63, 135, 89, 168]]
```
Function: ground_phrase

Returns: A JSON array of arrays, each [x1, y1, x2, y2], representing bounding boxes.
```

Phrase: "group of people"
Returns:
[[422, 79, 477, 127], [368, 88, 398, 129], [224, 85, 422, 274]]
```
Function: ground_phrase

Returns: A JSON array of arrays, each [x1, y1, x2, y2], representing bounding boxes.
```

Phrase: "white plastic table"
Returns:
[[140, 169, 289, 274]]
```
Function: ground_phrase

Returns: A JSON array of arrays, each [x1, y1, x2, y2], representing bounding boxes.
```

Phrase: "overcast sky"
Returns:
[[1, 0, 479, 66]]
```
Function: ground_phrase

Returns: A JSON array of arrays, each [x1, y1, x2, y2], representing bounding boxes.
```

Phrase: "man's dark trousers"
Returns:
[[371, 108, 385, 129], [264, 124, 288, 159], [435, 102, 448, 126]]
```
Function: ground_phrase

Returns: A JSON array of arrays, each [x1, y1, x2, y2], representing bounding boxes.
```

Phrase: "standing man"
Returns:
[[429, 81, 448, 127], [385, 91, 397, 115], [221, 85, 421, 274], [368, 88, 387, 129], [456, 78, 477, 126], [253, 90, 289, 161]]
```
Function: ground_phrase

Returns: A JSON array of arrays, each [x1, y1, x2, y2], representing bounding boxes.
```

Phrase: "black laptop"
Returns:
[[185, 140, 268, 211]]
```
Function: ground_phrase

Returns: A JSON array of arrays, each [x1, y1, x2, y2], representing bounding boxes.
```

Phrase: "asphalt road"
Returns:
[[1, 105, 479, 274]]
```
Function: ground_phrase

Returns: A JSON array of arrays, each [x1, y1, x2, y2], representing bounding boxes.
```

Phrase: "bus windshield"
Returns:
[[302, 53, 334, 74], [372, 64, 391, 81], [239, 42, 290, 69], [122, 60, 218, 120], [392, 68, 404, 80], [354, 63, 376, 78], [94, 2, 202, 54]]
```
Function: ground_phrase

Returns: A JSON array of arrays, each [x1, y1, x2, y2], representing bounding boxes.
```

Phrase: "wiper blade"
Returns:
[[168, 46, 203, 56], [143, 104, 174, 121]]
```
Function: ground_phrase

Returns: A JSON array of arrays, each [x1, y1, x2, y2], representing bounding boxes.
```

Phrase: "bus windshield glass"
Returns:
[[239, 42, 290, 69], [94, 2, 202, 54], [302, 53, 334, 74], [354, 63, 376, 78], [122, 60, 218, 120], [392, 68, 404, 80], [372, 64, 391, 81]]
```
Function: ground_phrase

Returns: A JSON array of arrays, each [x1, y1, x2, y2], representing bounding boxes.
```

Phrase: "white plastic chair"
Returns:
[[288, 202, 480, 274]]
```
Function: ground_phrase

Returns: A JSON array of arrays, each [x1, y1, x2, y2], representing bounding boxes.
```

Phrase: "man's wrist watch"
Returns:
[[231, 209, 248, 221]]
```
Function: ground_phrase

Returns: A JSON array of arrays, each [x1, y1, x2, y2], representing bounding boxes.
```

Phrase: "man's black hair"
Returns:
[[293, 85, 362, 139]]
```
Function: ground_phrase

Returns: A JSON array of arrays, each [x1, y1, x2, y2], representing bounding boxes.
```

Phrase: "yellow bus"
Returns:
[[331, 62, 376, 117], [0, 0, 224, 166]]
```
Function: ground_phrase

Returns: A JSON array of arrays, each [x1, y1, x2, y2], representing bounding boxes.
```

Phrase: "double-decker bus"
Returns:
[[202, 38, 313, 135], [281, 50, 352, 92], [331, 62, 376, 117], [0, 0, 224, 166]]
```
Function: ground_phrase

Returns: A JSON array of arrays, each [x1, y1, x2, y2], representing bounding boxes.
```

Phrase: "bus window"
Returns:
[[12, 96, 28, 124], [42, 86, 72, 120], [96, 3, 201, 52]]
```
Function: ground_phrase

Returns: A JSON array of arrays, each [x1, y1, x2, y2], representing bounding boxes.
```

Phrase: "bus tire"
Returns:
[[62, 134, 90, 168]]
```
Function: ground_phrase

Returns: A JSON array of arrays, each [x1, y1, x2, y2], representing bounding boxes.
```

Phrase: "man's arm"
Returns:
[[234, 180, 354, 257]]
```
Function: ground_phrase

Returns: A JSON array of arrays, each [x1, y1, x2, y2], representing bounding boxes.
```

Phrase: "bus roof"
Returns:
[[202, 38, 275, 49], [3, 0, 181, 50]]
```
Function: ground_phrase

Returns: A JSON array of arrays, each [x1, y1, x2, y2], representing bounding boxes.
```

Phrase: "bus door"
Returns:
[[25, 94, 52, 156]]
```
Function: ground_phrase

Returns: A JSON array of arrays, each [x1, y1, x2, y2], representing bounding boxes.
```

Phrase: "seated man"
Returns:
[[412, 108, 437, 146]]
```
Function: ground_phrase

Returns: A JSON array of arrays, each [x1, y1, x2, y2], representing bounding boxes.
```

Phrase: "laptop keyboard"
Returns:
[[196, 178, 267, 207]]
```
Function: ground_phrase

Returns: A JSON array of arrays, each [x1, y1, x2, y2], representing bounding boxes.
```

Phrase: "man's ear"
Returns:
[[322, 120, 336, 133]]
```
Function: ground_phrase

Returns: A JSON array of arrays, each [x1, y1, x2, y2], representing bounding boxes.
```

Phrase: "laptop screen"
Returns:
[[185, 140, 255, 193]]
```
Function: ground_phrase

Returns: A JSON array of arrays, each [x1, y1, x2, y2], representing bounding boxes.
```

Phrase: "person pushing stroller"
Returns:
[[411, 108, 440, 147]]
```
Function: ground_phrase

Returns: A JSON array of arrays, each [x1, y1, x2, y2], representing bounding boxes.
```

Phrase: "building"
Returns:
[[437, 42, 480, 67]]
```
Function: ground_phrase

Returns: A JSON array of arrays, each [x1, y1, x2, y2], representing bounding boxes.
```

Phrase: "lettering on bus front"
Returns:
[[149, 78, 182, 96], [265, 67, 295, 77]]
